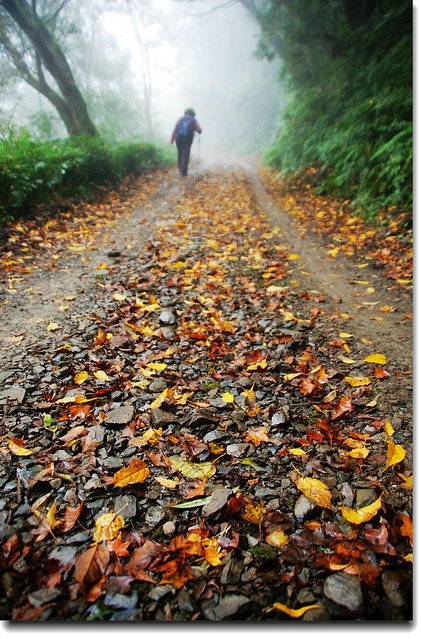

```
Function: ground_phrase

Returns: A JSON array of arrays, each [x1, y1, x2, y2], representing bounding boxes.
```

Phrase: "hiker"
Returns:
[[171, 108, 202, 176]]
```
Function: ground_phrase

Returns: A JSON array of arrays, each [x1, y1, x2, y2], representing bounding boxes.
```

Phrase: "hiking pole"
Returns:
[[197, 133, 201, 164]]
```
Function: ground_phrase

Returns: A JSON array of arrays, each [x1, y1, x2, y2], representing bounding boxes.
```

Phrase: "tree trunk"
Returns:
[[0, 0, 98, 137]]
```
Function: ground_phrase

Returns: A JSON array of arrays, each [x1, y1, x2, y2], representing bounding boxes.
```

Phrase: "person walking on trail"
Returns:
[[171, 108, 202, 176]]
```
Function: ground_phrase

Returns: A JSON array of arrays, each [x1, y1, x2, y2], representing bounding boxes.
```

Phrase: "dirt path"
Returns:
[[0, 165, 413, 622]]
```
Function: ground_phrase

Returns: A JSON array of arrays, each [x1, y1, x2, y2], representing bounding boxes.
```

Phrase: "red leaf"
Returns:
[[331, 396, 353, 420], [74, 544, 110, 587], [60, 502, 84, 532]]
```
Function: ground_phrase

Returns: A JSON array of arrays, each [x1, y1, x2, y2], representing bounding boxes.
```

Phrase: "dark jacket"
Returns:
[[171, 115, 202, 144]]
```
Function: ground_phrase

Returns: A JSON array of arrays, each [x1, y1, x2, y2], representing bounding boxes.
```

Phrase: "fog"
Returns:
[[0, 0, 285, 157]]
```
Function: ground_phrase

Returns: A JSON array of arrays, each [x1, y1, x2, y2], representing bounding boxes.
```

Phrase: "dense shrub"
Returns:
[[257, 1, 412, 218], [0, 135, 171, 220]]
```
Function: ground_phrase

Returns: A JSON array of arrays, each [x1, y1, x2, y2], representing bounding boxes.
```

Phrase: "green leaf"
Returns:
[[170, 496, 213, 509]]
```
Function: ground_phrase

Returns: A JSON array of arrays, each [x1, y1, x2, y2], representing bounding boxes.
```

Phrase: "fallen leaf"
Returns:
[[399, 514, 413, 545], [340, 495, 382, 524], [272, 602, 321, 618], [169, 457, 216, 480], [347, 447, 369, 459], [244, 426, 270, 446], [8, 437, 33, 456], [47, 322, 59, 331], [112, 459, 150, 487], [74, 544, 110, 587], [294, 476, 333, 509], [242, 500, 267, 525], [154, 476, 180, 489], [93, 512, 125, 543], [222, 391, 235, 404], [94, 370, 110, 381], [266, 528, 289, 547], [74, 371, 89, 384], [344, 376, 372, 387], [385, 441, 406, 470], [171, 496, 212, 509], [364, 353, 387, 365]]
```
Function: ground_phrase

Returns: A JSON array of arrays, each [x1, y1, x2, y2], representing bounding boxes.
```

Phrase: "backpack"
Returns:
[[177, 116, 194, 140]]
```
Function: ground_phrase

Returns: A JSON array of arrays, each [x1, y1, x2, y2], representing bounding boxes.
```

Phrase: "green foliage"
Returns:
[[0, 135, 171, 221], [259, 0, 412, 216]]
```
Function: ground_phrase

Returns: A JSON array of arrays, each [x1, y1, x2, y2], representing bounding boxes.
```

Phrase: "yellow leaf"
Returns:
[[45, 500, 61, 530], [364, 353, 387, 365], [322, 389, 337, 403], [94, 370, 110, 381], [360, 337, 373, 345], [150, 388, 169, 409], [366, 395, 379, 407], [287, 253, 300, 260], [93, 512, 125, 543], [146, 362, 167, 371], [241, 387, 255, 400], [202, 537, 225, 566], [47, 322, 59, 331], [385, 440, 406, 470], [154, 476, 180, 489], [294, 476, 333, 510], [112, 293, 127, 302], [344, 376, 371, 387], [112, 459, 150, 487], [340, 495, 382, 524], [171, 261, 186, 269], [327, 247, 339, 258], [272, 602, 321, 618], [242, 500, 267, 525], [338, 356, 357, 364], [383, 421, 394, 437], [328, 562, 350, 572], [131, 427, 162, 447], [244, 426, 270, 446], [403, 553, 413, 563], [74, 371, 89, 384], [347, 446, 369, 459], [247, 358, 268, 371], [222, 391, 235, 404], [397, 473, 413, 490], [8, 437, 33, 456], [169, 457, 216, 480], [339, 332, 353, 339], [266, 528, 289, 547], [288, 448, 306, 457], [283, 372, 302, 381]]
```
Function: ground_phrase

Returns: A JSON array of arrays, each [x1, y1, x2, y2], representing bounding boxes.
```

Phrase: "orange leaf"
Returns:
[[112, 459, 150, 487], [74, 544, 110, 587], [265, 528, 289, 547], [399, 514, 413, 545], [244, 426, 270, 446], [242, 500, 267, 525]]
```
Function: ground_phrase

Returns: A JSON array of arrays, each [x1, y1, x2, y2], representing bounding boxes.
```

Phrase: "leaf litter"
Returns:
[[0, 167, 412, 621]]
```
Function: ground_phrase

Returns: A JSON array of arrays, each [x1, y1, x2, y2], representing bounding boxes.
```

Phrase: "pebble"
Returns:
[[294, 495, 319, 522], [202, 488, 232, 517], [211, 594, 250, 620], [355, 488, 379, 508], [382, 571, 409, 608], [226, 443, 250, 458], [162, 521, 176, 535], [28, 587, 61, 607], [323, 573, 363, 616], [149, 378, 167, 393], [114, 495, 137, 520], [104, 404, 134, 426], [159, 309, 176, 325], [148, 584, 174, 601], [145, 505, 165, 527], [151, 407, 179, 426], [102, 456, 123, 469]]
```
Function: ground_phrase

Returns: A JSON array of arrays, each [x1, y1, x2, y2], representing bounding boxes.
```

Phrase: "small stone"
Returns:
[[382, 571, 410, 608], [226, 443, 250, 458], [151, 407, 179, 426], [339, 482, 354, 507], [355, 488, 379, 508], [49, 546, 79, 566], [102, 456, 123, 469], [149, 378, 167, 393], [0, 385, 26, 403], [323, 573, 363, 616], [145, 505, 165, 527], [271, 408, 289, 426], [104, 404, 134, 426], [28, 587, 61, 607], [103, 592, 138, 609], [114, 495, 137, 520], [162, 521, 176, 535], [148, 584, 174, 601], [303, 605, 330, 621], [159, 309, 176, 325], [294, 495, 319, 522], [202, 488, 232, 517], [297, 587, 316, 604], [212, 594, 250, 620], [220, 558, 244, 585]]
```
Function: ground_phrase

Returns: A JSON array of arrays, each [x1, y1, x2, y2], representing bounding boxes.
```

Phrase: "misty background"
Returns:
[[0, 0, 284, 157]]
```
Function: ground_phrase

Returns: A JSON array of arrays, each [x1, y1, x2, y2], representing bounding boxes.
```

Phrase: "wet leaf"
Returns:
[[385, 441, 406, 470], [169, 457, 216, 480], [8, 437, 33, 456], [294, 476, 333, 509], [112, 459, 150, 487], [242, 500, 267, 525], [272, 602, 321, 618], [344, 376, 371, 387], [340, 495, 382, 524], [74, 371, 89, 384], [93, 512, 125, 543], [265, 528, 289, 547]]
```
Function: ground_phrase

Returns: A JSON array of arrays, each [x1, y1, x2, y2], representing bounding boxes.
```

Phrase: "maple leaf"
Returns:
[[272, 602, 321, 618], [244, 426, 270, 446], [293, 476, 333, 510], [93, 512, 125, 543], [242, 500, 267, 525], [112, 459, 150, 487], [159, 557, 194, 588], [222, 391, 235, 404], [265, 528, 289, 547], [331, 396, 353, 420], [340, 495, 382, 525], [202, 537, 225, 566]]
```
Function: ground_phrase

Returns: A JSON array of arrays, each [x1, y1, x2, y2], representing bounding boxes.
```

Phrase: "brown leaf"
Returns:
[[60, 502, 84, 533], [74, 544, 110, 587]]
